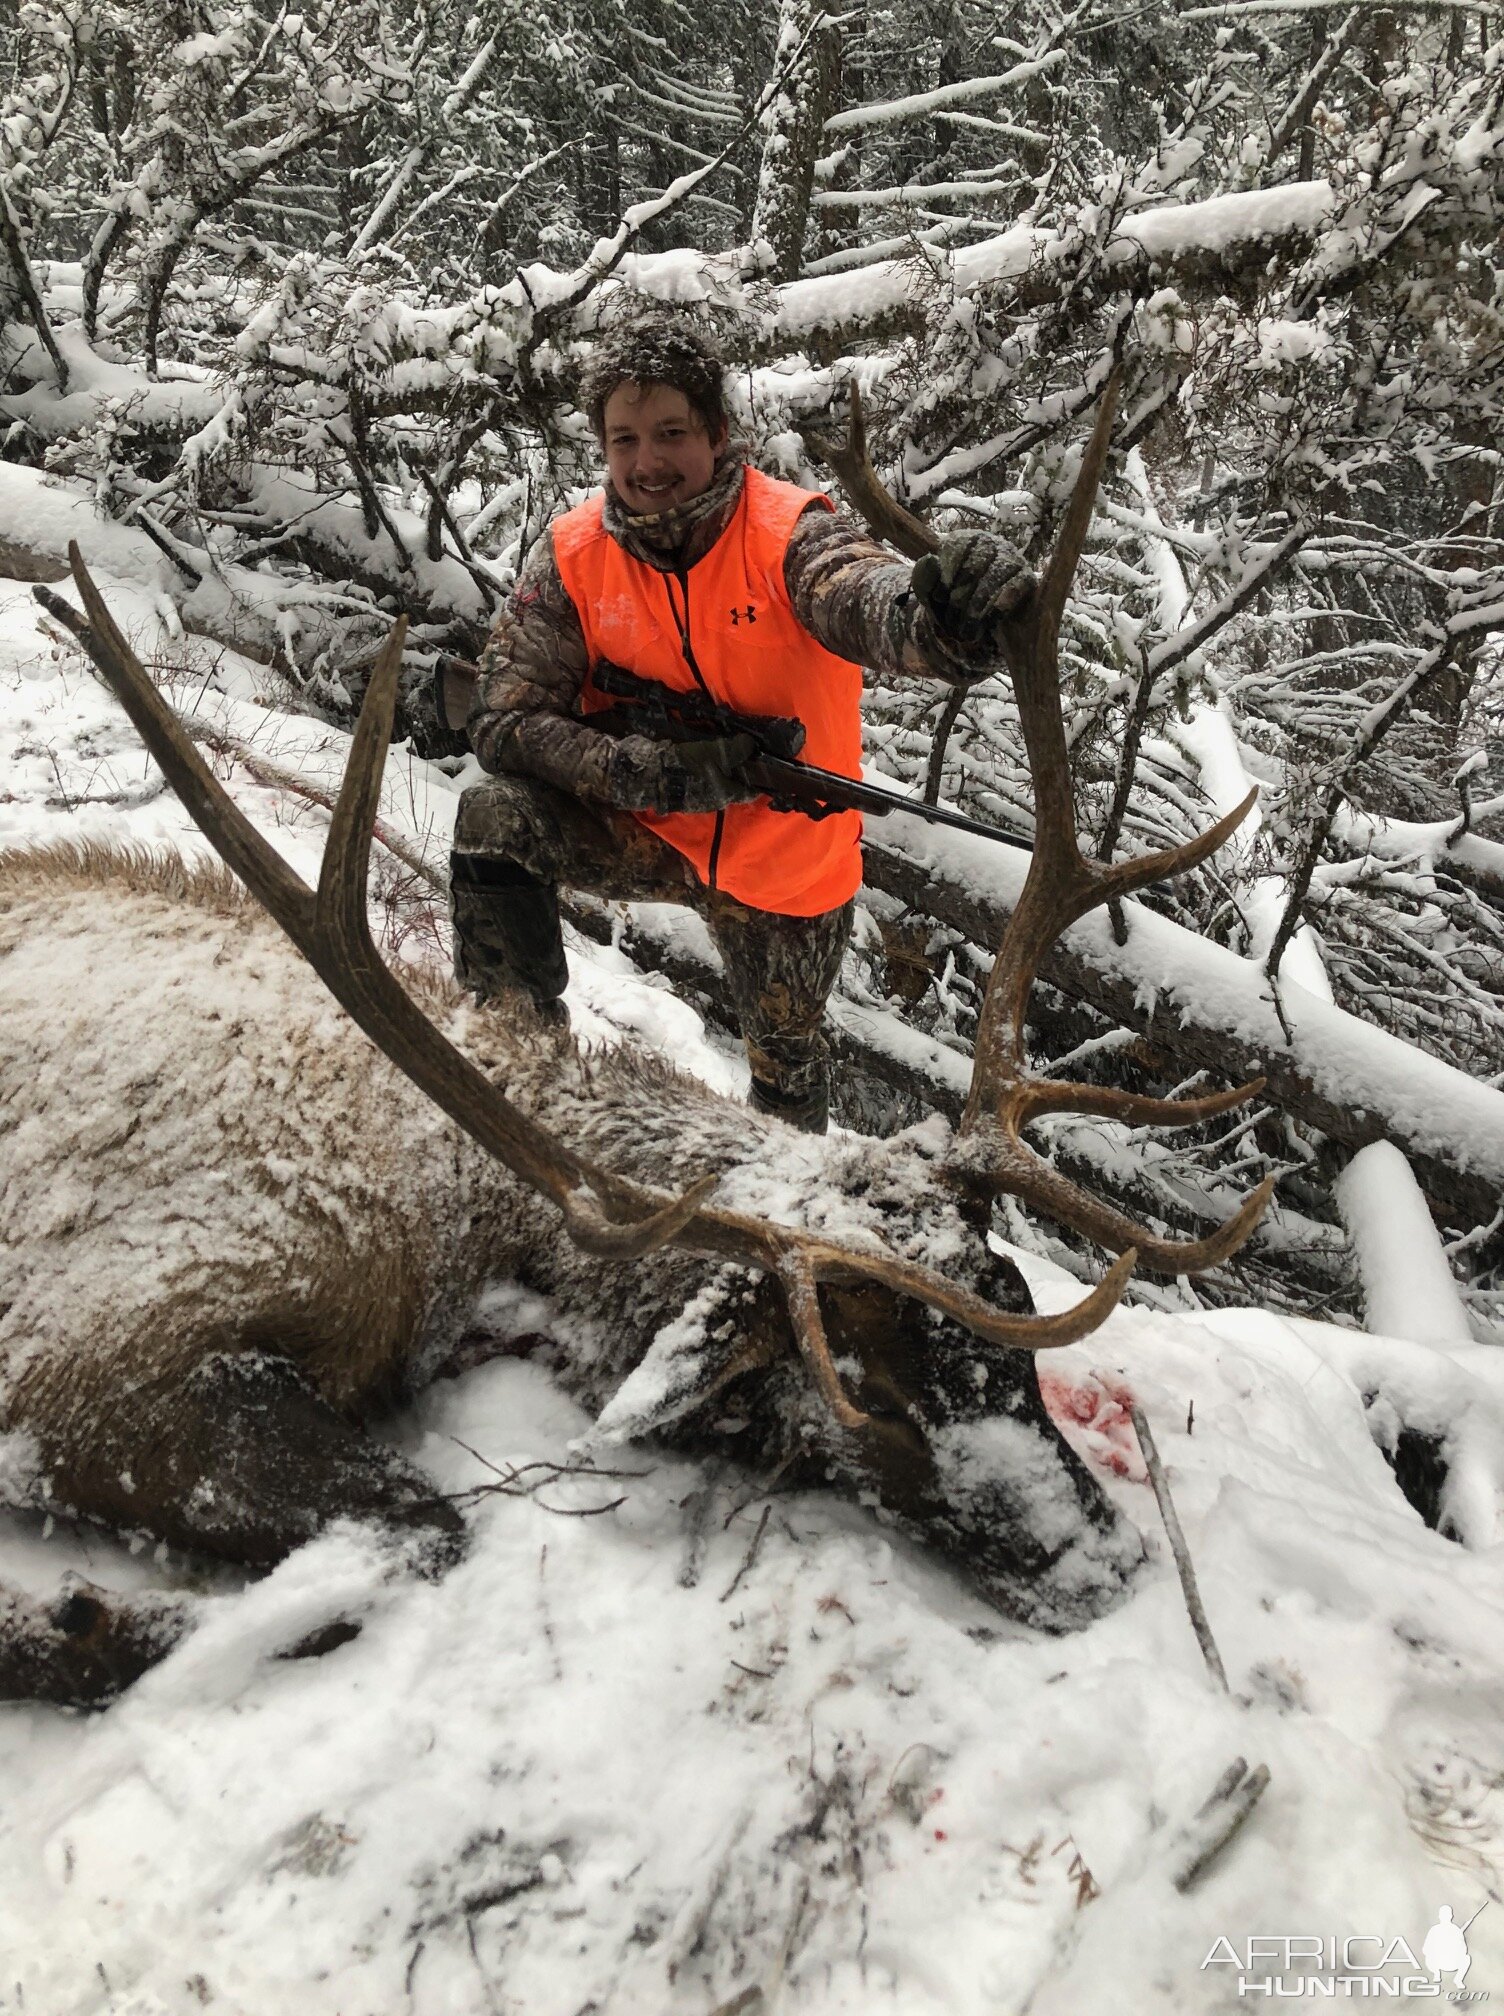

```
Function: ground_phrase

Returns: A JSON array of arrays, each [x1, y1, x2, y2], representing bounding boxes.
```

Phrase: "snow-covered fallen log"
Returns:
[[1333, 799, 1504, 905], [1337, 1144, 1476, 1349], [585, 182, 1341, 343], [0, 461, 491, 743], [862, 819, 1504, 1229]]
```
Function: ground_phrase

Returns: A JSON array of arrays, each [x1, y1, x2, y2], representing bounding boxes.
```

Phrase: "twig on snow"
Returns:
[[446, 1438, 642, 1517], [1170, 1757, 1272, 1893], [706, 1990, 764, 2016], [538, 1542, 562, 1683], [679, 1462, 726, 1589], [183, 717, 446, 890], [719, 1503, 772, 1604], [44, 747, 75, 811], [1129, 1399, 1227, 1691], [1130, 1401, 1273, 1889]]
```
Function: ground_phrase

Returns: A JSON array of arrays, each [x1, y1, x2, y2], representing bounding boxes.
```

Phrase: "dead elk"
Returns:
[[0, 384, 1270, 1705]]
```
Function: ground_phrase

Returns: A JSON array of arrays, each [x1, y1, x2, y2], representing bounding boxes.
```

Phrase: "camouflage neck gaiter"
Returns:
[[602, 453, 746, 572]]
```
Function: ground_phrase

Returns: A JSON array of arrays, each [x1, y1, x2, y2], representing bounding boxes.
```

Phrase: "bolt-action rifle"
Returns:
[[436, 655, 1032, 855]]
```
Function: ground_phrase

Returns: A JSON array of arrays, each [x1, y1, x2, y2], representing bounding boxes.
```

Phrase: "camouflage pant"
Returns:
[[451, 775, 854, 1133]]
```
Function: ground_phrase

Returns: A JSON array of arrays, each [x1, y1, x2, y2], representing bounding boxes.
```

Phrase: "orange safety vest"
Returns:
[[552, 467, 864, 918]]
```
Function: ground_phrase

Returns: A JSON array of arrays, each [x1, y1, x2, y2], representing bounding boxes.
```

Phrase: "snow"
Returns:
[[589, 181, 1340, 340], [1, 1294, 1501, 2013], [3, 326, 226, 444], [1337, 1144, 1476, 1348], [1255, 317, 1336, 368], [1127, 466, 1473, 1344], [0, 460, 414, 686], [2, 536, 1502, 2011], [0, 464, 174, 588], [822, 53, 1068, 133], [1334, 798, 1504, 895], [1127, 451, 1331, 998], [775, 183, 1337, 337]]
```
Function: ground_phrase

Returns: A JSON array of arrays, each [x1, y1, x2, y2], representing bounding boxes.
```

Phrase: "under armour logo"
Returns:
[[730, 604, 757, 625]]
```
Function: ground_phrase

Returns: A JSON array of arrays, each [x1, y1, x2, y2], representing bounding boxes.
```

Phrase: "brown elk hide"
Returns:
[[0, 840, 1140, 1694]]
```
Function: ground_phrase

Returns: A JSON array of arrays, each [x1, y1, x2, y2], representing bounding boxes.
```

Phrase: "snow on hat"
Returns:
[[580, 311, 729, 440]]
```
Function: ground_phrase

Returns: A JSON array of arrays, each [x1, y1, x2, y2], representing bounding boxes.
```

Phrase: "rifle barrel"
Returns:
[[880, 787, 1033, 853], [753, 754, 1033, 855]]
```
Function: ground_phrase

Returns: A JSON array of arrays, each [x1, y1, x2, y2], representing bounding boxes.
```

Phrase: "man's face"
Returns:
[[602, 381, 726, 514]]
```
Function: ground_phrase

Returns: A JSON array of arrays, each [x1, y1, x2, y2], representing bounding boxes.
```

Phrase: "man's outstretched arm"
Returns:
[[783, 505, 1032, 684]]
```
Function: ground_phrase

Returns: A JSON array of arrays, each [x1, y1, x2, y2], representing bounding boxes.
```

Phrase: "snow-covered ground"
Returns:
[[3, 557, 1503, 2013]]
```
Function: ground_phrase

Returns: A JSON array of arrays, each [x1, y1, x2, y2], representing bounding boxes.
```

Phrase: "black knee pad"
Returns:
[[449, 854, 570, 1004], [449, 852, 539, 892]]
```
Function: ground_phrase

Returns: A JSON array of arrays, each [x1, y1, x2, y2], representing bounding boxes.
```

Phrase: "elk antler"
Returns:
[[815, 372, 1273, 1277], [44, 547, 1136, 1435], [799, 382, 935, 562]]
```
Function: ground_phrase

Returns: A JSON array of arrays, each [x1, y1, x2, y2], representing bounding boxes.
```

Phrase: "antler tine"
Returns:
[[970, 1145, 1278, 1276], [989, 369, 1124, 872], [790, 1236, 1138, 1350], [963, 785, 1261, 1104], [778, 1253, 873, 1429], [38, 559, 318, 953], [773, 1240, 1137, 1429], [1033, 365, 1123, 654], [799, 382, 938, 564], [560, 1173, 724, 1258], [1097, 786, 1259, 908], [1009, 1077, 1266, 1130], [949, 371, 1276, 1277], [44, 548, 718, 1256], [848, 375, 869, 468]]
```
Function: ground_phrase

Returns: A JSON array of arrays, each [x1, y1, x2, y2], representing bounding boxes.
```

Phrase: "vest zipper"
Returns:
[[665, 566, 724, 893], [666, 568, 711, 694]]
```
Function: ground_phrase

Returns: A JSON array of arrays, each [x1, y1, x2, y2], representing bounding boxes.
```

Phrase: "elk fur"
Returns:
[[0, 840, 1141, 1701]]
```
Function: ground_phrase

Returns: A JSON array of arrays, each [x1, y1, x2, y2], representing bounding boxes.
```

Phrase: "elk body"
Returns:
[[0, 842, 1136, 1701], [0, 377, 1272, 1704]]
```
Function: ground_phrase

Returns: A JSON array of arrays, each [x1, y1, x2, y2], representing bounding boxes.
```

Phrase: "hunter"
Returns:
[[451, 316, 1031, 1134]]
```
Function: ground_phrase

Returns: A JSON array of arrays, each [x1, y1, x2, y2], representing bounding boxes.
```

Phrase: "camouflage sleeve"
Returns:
[[781, 504, 993, 686], [467, 533, 662, 806]]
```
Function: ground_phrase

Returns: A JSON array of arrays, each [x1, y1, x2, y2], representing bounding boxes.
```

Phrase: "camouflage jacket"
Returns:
[[467, 455, 991, 806]]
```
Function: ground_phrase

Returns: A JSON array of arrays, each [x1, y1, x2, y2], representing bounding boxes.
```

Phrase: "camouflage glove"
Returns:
[[610, 732, 763, 815], [911, 531, 1034, 659]]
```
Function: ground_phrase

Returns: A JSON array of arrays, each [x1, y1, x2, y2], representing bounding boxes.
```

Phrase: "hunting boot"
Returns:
[[448, 852, 571, 1031]]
